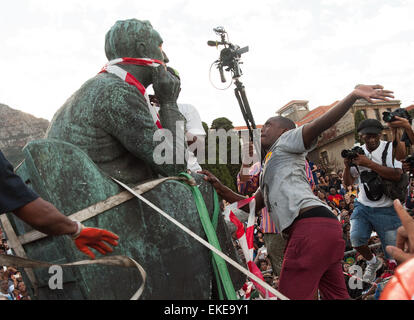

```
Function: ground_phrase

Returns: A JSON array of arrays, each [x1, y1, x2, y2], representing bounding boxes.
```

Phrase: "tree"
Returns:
[[202, 121, 209, 135], [201, 119, 241, 192], [354, 109, 366, 143], [211, 117, 234, 131]]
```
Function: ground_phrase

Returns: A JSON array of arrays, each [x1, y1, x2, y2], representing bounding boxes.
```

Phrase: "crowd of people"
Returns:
[[309, 165, 395, 299], [232, 160, 401, 300], [0, 166, 406, 301], [0, 18, 413, 301], [200, 102, 414, 301], [0, 238, 30, 300]]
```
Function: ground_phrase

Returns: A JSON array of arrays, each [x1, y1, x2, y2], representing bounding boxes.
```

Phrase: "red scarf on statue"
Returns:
[[100, 58, 164, 129]]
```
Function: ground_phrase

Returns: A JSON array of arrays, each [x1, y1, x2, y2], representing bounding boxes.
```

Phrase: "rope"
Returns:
[[179, 172, 236, 300], [343, 272, 378, 287], [111, 176, 289, 300], [0, 254, 146, 300]]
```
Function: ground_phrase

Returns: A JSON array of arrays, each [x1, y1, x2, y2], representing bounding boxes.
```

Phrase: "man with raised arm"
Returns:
[[202, 84, 394, 300]]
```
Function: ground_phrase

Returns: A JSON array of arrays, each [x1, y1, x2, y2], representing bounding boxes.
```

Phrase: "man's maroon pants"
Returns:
[[278, 217, 350, 300]]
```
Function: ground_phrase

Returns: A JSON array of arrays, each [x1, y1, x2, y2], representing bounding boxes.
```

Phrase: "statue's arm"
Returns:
[[96, 85, 187, 176], [153, 65, 188, 163]]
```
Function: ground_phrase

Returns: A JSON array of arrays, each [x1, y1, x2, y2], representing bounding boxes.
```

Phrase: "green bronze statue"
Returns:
[[8, 19, 243, 299], [46, 19, 187, 184]]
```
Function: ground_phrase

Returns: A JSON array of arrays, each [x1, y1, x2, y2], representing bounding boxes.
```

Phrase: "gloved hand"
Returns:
[[72, 223, 119, 259]]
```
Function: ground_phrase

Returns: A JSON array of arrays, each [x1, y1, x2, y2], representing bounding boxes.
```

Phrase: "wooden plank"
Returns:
[[0, 214, 38, 295]]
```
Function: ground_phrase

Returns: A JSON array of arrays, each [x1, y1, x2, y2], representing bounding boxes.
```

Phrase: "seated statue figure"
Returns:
[[14, 19, 244, 299], [46, 19, 187, 184]]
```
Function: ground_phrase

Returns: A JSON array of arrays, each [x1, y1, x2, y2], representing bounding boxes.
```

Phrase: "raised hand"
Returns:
[[386, 115, 412, 130], [352, 84, 394, 104]]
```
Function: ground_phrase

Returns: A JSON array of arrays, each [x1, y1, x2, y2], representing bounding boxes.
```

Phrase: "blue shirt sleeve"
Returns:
[[0, 150, 39, 213]]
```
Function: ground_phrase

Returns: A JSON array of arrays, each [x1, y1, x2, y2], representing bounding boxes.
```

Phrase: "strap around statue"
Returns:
[[100, 58, 164, 129]]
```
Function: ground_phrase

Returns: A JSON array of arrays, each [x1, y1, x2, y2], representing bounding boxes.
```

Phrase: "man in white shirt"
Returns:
[[177, 103, 206, 172], [149, 70, 206, 173], [343, 119, 403, 282]]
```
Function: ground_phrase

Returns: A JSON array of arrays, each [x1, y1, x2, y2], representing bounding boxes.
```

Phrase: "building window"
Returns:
[[281, 107, 294, 117], [374, 109, 381, 121], [321, 151, 329, 166]]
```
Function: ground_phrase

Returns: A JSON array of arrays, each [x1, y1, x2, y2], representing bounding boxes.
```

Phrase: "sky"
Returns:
[[0, 0, 413, 128]]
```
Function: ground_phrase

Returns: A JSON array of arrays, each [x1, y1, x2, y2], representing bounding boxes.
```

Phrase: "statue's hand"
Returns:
[[152, 65, 181, 105]]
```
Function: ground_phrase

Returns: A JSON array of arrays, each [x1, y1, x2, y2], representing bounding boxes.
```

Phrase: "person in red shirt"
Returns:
[[327, 187, 344, 206]]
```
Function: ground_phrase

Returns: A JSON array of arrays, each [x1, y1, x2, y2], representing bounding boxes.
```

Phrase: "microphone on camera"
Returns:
[[218, 64, 226, 83]]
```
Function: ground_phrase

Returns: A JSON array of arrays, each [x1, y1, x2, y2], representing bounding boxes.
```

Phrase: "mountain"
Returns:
[[0, 103, 49, 167]]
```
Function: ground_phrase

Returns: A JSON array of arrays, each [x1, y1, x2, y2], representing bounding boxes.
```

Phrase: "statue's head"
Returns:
[[105, 19, 165, 62]]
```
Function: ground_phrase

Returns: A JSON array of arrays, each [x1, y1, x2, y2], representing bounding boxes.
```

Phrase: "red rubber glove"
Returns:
[[72, 223, 119, 259]]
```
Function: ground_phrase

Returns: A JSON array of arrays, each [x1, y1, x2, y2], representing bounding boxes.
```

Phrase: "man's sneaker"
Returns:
[[363, 258, 383, 283]]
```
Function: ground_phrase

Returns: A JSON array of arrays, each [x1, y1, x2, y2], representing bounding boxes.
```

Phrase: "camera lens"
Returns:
[[382, 112, 392, 122]]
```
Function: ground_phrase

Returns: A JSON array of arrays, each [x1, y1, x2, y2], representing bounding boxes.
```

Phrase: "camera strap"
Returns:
[[381, 141, 392, 167], [99, 58, 164, 129]]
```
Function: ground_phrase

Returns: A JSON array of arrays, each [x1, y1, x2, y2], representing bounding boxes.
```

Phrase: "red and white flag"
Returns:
[[223, 197, 275, 299], [239, 282, 253, 300]]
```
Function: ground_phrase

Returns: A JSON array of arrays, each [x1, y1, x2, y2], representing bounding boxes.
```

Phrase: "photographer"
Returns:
[[343, 119, 404, 283], [384, 113, 414, 180], [385, 112, 414, 149]]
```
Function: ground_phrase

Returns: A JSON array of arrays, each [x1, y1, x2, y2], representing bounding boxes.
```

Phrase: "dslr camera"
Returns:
[[341, 146, 365, 160], [382, 108, 412, 124]]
